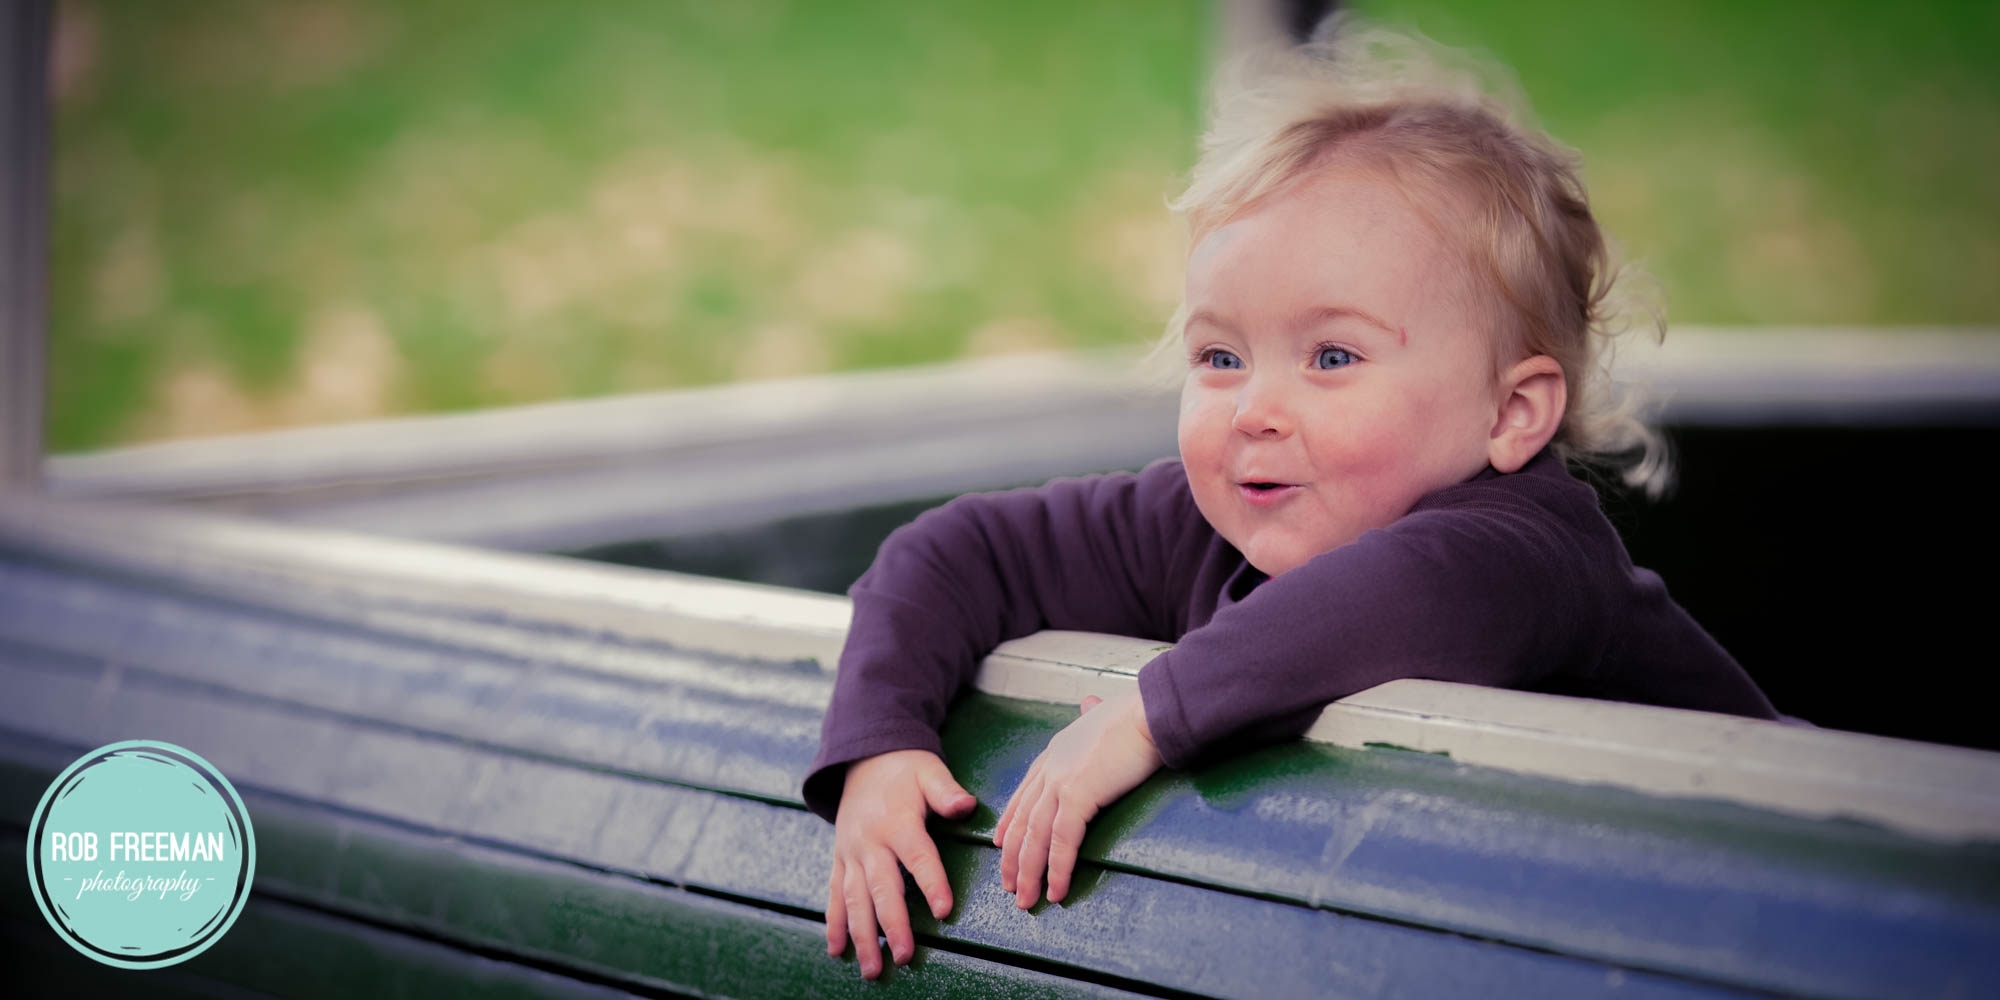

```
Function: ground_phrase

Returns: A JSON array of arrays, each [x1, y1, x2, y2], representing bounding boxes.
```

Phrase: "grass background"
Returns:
[[45, 0, 2000, 452]]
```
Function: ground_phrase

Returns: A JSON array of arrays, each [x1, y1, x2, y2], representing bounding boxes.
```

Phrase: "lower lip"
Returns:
[[1237, 484, 1302, 508]]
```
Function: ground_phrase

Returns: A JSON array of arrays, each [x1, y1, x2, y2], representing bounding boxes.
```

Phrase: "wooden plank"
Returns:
[[233, 796, 1728, 1000], [979, 631, 2000, 842], [0, 491, 853, 668], [40, 351, 1179, 552], [35, 333, 2000, 550], [2, 862, 656, 1000], [0, 578, 1988, 997], [14, 491, 2000, 843], [2, 821, 1139, 1000], [0, 687, 1755, 999], [5, 498, 1998, 996], [941, 693, 2000, 1000], [0, 555, 832, 803]]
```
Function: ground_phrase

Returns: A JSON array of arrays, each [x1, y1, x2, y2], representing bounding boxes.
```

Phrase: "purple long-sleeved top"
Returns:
[[801, 449, 1777, 823]]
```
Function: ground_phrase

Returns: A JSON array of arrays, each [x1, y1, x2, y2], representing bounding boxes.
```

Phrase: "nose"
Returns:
[[1230, 373, 1293, 438]]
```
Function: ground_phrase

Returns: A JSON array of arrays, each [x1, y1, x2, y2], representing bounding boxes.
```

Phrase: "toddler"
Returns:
[[803, 23, 1778, 980]]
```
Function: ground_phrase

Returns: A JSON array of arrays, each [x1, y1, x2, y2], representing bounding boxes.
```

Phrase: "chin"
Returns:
[[1240, 523, 1366, 578], [1242, 544, 1309, 579]]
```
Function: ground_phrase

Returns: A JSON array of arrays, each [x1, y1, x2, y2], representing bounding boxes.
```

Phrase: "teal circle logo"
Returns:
[[23, 740, 256, 969]]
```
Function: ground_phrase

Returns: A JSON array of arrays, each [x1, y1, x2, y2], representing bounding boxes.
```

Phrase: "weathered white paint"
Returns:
[[0, 493, 852, 670], [46, 349, 1174, 502]]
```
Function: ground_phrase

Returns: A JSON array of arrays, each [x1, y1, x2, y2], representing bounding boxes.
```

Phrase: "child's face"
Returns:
[[1178, 163, 1505, 578]]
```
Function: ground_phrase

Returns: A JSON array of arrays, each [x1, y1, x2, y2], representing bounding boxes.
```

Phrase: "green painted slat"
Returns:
[[2, 870, 648, 1000], [946, 694, 2000, 902], [236, 793, 1741, 1000], [0, 724, 1751, 999], [0, 658, 833, 908], [0, 559, 827, 802], [180, 898, 661, 1000], [0, 599, 1981, 998], [5, 550, 1994, 997], [2, 825, 1132, 1000], [939, 694, 2000, 1000]]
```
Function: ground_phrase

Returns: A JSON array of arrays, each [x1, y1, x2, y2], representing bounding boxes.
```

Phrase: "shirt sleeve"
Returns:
[[1137, 500, 1611, 769], [800, 459, 1198, 823]]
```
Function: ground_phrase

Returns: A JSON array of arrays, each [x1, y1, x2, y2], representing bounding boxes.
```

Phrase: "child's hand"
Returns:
[[994, 689, 1163, 909], [826, 749, 977, 979]]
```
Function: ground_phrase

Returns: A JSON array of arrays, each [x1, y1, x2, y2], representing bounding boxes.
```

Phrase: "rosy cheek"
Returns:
[[1176, 390, 1229, 456], [1305, 411, 1405, 478], [1302, 407, 1431, 529]]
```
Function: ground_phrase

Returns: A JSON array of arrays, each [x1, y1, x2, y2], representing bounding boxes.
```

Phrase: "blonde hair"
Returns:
[[1160, 17, 1670, 496]]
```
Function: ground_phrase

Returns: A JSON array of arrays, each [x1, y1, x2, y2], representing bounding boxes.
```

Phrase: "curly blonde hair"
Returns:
[[1160, 17, 1670, 496]]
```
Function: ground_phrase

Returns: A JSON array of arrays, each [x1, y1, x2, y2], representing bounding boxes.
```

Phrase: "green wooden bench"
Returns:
[[3, 494, 1998, 998]]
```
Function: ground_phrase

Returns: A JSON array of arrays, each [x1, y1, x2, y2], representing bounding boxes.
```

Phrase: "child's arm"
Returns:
[[991, 503, 1586, 908], [810, 460, 1198, 977], [805, 458, 1195, 822], [993, 492, 1770, 908], [1137, 501, 1773, 767]]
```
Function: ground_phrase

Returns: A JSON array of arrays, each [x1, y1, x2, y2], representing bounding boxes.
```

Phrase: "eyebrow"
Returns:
[[1293, 305, 1406, 346], [1185, 306, 1407, 346]]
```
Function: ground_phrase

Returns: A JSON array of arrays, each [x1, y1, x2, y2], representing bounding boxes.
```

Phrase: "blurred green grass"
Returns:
[[45, 0, 2000, 452], [1360, 0, 2000, 327], [49, 0, 1206, 449]]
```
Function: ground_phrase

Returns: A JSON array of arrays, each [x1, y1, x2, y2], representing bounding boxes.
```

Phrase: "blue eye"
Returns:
[[1204, 349, 1243, 370], [1316, 346, 1357, 370]]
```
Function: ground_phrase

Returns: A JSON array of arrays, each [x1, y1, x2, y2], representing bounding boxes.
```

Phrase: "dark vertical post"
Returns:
[[1, 0, 51, 492], [1281, 0, 1341, 45]]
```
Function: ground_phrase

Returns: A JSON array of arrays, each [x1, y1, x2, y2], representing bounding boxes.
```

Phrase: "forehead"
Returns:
[[1183, 164, 1477, 337]]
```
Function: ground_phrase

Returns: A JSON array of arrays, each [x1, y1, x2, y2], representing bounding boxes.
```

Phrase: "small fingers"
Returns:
[[917, 761, 978, 818], [863, 852, 917, 968], [842, 862, 882, 980], [893, 830, 953, 920], [994, 759, 1038, 849], [1045, 798, 1092, 903], [999, 771, 1039, 894], [1015, 794, 1059, 909], [825, 858, 848, 957]]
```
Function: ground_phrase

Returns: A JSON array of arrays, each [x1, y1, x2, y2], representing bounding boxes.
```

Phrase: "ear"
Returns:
[[1486, 355, 1566, 474]]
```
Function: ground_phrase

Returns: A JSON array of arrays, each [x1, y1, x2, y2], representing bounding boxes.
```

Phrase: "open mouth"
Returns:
[[1237, 481, 1301, 505]]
